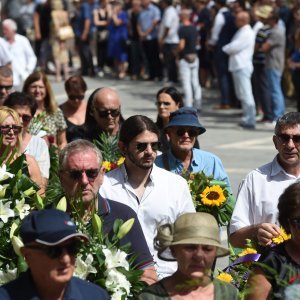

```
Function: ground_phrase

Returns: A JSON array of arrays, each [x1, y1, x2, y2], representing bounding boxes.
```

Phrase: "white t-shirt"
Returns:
[[159, 6, 179, 44], [25, 135, 50, 179]]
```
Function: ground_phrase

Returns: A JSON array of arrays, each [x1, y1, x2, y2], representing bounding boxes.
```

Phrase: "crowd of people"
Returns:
[[0, 0, 300, 299], [2, 0, 300, 126]]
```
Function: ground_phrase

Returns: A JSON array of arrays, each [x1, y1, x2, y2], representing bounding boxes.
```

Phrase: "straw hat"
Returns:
[[156, 212, 229, 261], [255, 5, 273, 19]]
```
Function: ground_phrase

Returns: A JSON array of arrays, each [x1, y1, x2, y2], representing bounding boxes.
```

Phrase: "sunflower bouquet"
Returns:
[[93, 132, 125, 172], [182, 171, 235, 226]]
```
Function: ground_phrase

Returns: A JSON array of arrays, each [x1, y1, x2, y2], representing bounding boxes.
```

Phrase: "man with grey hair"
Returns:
[[230, 112, 300, 248], [59, 139, 157, 284], [0, 66, 13, 105], [2, 18, 36, 90]]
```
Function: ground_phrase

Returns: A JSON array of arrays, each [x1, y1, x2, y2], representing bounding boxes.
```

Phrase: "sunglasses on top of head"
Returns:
[[0, 125, 23, 135], [25, 241, 81, 259]]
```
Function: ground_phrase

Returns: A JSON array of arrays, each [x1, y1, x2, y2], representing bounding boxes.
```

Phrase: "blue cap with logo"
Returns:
[[165, 107, 206, 135], [20, 209, 89, 246]]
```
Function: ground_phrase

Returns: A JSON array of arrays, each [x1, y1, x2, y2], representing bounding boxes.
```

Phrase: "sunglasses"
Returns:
[[0, 125, 23, 135], [176, 128, 199, 138], [96, 109, 120, 118], [276, 134, 300, 145], [0, 85, 13, 91], [156, 101, 171, 107], [289, 217, 300, 230], [26, 242, 81, 259], [64, 168, 100, 181], [19, 114, 32, 125], [136, 142, 160, 152], [68, 95, 85, 101]]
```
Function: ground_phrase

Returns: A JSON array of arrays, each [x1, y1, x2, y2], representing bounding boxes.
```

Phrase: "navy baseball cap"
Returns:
[[20, 209, 89, 246], [165, 107, 206, 135]]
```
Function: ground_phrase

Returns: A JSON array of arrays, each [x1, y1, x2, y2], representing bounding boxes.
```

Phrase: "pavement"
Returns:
[[50, 73, 296, 271]]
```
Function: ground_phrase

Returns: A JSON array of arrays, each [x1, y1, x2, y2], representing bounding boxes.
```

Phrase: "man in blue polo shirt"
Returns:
[[0, 209, 109, 299], [155, 107, 231, 188], [59, 139, 157, 284]]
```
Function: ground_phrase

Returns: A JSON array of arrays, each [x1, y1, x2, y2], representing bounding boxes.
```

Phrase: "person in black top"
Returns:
[[60, 75, 88, 142]]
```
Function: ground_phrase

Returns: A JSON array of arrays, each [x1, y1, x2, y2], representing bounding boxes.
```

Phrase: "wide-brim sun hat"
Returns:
[[156, 212, 229, 261], [164, 107, 206, 135], [255, 5, 273, 19]]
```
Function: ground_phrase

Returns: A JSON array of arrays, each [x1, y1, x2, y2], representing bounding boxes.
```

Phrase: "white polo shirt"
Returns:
[[100, 164, 195, 278], [230, 156, 300, 235]]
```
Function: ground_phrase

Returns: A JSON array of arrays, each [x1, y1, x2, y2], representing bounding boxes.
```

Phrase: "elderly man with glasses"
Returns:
[[0, 209, 109, 299], [84, 87, 125, 141], [230, 112, 300, 248], [155, 107, 231, 188], [59, 139, 157, 285]]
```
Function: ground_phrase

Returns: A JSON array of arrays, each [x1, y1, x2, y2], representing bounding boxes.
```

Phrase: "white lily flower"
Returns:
[[0, 184, 8, 198], [15, 199, 30, 220], [0, 165, 14, 182], [105, 268, 131, 294], [111, 289, 127, 300], [0, 201, 15, 223], [74, 254, 97, 280], [103, 248, 129, 270], [0, 265, 17, 285]]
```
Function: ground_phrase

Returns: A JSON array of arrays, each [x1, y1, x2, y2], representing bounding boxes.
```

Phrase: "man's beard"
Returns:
[[127, 151, 154, 170]]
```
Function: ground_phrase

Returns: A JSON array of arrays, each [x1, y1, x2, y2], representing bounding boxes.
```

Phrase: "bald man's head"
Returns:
[[92, 88, 121, 135], [236, 11, 250, 28]]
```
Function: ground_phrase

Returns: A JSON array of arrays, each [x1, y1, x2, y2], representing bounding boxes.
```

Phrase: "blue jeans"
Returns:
[[231, 67, 256, 126], [266, 68, 285, 120], [179, 57, 202, 109]]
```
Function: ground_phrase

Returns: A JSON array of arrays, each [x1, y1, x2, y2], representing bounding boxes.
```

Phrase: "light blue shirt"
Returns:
[[138, 4, 161, 40], [155, 148, 231, 190]]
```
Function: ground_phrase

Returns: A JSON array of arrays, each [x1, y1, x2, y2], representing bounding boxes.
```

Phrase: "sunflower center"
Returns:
[[207, 191, 220, 200]]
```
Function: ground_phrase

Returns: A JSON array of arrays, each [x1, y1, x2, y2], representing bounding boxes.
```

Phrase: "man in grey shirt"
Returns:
[[260, 6, 285, 122]]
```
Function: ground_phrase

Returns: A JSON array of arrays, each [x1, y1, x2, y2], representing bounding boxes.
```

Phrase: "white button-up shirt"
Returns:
[[222, 24, 255, 72], [230, 156, 300, 234], [100, 164, 195, 278]]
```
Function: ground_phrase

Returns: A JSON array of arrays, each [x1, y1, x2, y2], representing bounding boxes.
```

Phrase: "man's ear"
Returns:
[[273, 135, 278, 150], [118, 141, 127, 156]]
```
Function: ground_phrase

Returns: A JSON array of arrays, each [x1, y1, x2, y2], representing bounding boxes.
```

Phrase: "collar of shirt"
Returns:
[[271, 155, 300, 178], [97, 194, 111, 217], [167, 148, 198, 174]]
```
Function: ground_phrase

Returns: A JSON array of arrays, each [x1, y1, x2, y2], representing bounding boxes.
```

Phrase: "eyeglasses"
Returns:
[[136, 142, 160, 152], [156, 101, 171, 107], [25, 241, 81, 259], [19, 114, 32, 125], [68, 95, 85, 101], [64, 168, 100, 181], [0, 125, 23, 135], [96, 109, 121, 118], [289, 217, 300, 230], [0, 85, 12, 91], [176, 128, 199, 138], [276, 134, 300, 145]]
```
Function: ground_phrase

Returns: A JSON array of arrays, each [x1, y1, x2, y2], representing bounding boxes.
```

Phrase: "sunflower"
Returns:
[[272, 227, 291, 245], [216, 272, 233, 283], [200, 185, 226, 207]]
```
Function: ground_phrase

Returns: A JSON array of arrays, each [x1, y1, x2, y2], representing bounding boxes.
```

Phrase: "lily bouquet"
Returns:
[[0, 153, 43, 285], [57, 197, 146, 299], [182, 171, 235, 226]]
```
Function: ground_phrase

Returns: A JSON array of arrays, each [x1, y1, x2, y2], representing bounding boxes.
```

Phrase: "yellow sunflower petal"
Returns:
[[200, 185, 226, 207]]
